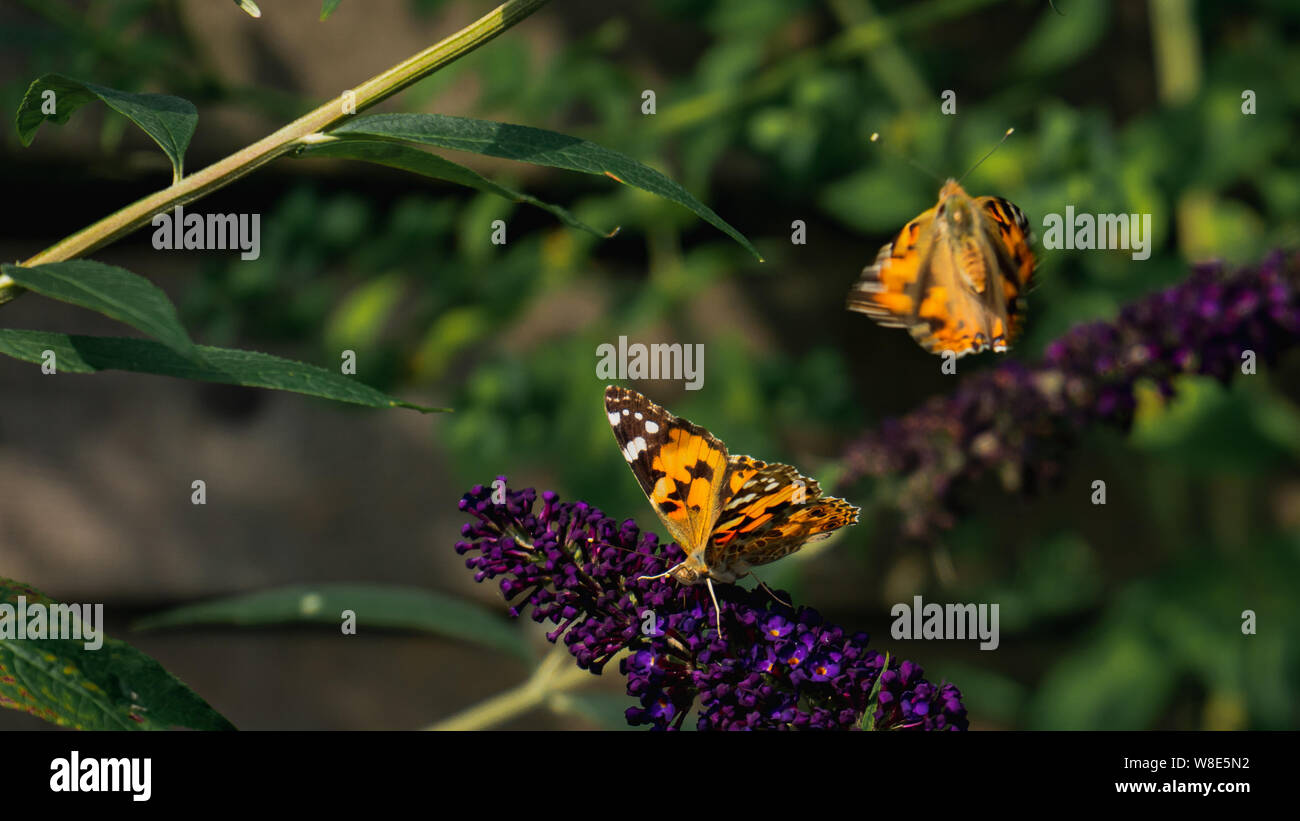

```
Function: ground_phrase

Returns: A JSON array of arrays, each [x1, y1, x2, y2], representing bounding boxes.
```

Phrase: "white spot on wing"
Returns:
[[623, 437, 648, 462], [608, 412, 622, 426], [644, 420, 659, 434]]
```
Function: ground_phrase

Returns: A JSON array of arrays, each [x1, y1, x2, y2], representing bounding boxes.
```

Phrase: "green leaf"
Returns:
[[820, 166, 931, 233], [233, 0, 262, 17], [1014, 0, 1109, 74], [1132, 376, 1300, 473], [321, 0, 343, 20], [858, 651, 891, 730], [0, 577, 234, 730], [300, 138, 616, 238], [135, 584, 532, 663], [329, 113, 763, 261], [2, 261, 196, 359], [15, 74, 198, 180], [1026, 628, 1175, 730], [324, 273, 408, 354], [0, 329, 446, 413]]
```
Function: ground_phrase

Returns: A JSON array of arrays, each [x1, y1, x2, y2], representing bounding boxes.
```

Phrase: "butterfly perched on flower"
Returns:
[[847, 131, 1037, 357], [604, 385, 859, 632]]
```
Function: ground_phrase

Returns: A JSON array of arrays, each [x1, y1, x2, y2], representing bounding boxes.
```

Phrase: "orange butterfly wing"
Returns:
[[604, 386, 729, 553], [705, 457, 859, 578], [974, 195, 1036, 343], [846, 207, 937, 330], [848, 182, 1037, 356]]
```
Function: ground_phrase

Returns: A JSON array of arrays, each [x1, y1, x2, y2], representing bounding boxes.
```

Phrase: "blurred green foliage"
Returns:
[[5, 0, 1300, 730]]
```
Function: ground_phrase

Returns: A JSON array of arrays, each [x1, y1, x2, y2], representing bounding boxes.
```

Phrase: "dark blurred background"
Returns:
[[2, 0, 1298, 730]]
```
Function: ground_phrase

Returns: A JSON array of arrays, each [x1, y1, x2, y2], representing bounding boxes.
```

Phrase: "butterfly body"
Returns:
[[604, 386, 858, 601], [848, 179, 1035, 357]]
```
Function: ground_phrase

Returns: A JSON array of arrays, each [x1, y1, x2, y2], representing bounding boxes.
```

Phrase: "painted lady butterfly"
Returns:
[[847, 178, 1036, 357], [604, 385, 859, 632]]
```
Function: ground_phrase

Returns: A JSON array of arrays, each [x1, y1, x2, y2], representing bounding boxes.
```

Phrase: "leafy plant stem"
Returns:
[[0, 0, 551, 306]]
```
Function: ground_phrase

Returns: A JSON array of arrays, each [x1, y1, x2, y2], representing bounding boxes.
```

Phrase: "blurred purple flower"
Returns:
[[839, 252, 1300, 540], [456, 480, 968, 731]]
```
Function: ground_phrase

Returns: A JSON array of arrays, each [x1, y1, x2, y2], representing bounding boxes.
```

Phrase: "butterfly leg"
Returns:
[[705, 578, 724, 639], [757, 580, 791, 608]]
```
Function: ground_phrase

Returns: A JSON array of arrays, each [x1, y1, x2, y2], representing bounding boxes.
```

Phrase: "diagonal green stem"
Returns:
[[424, 647, 628, 731], [0, 0, 551, 306]]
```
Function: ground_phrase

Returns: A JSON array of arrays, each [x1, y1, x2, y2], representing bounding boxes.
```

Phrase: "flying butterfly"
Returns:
[[847, 129, 1037, 357]]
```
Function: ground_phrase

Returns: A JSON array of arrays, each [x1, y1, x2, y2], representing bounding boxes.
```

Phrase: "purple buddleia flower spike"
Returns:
[[840, 252, 1300, 541], [456, 479, 968, 731]]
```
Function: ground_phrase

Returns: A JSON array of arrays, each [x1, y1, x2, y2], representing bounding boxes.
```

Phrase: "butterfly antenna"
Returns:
[[869, 132, 943, 184], [957, 128, 1015, 185], [579, 538, 674, 573], [756, 579, 792, 609]]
